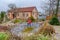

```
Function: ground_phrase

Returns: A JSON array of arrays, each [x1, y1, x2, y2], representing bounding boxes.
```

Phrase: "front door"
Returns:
[[13, 12, 17, 18]]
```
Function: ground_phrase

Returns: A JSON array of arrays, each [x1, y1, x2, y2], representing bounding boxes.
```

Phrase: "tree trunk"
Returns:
[[55, 0, 59, 17]]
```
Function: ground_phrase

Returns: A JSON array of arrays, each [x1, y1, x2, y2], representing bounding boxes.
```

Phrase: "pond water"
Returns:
[[11, 22, 41, 36]]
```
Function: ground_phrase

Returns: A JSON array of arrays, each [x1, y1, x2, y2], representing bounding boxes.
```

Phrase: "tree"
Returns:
[[41, 0, 57, 16], [8, 4, 16, 9], [1, 11, 5, 19], [55, 0, 60, 16], [0, 11, 6, 23]]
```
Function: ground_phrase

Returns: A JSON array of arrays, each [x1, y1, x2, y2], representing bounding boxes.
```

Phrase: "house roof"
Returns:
[[8, 7, 36, 12]]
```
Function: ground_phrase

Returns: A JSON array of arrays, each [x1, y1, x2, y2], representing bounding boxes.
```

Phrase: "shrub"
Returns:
[[41, 18, 45, 21], [0, 32, 9, 40], [38, 22, 55, 36], [13, 19, 22, 23], [30, 16, 35, 22], [39, 18, 45, 21], [49, 15, 60, 25]]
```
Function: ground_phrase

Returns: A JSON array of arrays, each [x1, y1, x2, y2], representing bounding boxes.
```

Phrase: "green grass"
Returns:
[[22, 27, 34, 33]]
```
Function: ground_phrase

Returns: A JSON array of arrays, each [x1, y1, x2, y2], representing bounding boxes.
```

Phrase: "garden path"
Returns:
[[53, 26, 60, 40]]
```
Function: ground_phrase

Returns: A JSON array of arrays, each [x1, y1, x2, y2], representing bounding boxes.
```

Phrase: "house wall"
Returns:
[[16, 12, 32, 19], [7, 12, 13, 19], [32, 8, 38, 19], [16, 12, 22, 19]]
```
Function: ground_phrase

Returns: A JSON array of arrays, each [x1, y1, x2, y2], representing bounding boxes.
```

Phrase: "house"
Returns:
[[7, 7, 38, 20]]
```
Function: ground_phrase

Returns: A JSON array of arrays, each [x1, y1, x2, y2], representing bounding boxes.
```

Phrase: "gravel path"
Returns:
[[53, 26, 60, 40]]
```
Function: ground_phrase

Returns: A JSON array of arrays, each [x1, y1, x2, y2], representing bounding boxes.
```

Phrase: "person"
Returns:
[[27, 18, 32, 27]]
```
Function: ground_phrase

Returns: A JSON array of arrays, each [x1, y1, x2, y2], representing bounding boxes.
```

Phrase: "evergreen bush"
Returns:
[[49, 15, 60, 25]]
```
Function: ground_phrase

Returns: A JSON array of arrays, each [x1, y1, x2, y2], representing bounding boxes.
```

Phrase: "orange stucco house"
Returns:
[[7, 7, 38, 19]]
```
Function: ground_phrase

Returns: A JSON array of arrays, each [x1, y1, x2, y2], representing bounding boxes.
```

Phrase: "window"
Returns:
[[18, 13, 19, 16], [33, 12, 34, 15], [26, 14, 28, 17], [14, 12, 17, 15], [23, 13, 25, 16], [13, 12, 17, 18]]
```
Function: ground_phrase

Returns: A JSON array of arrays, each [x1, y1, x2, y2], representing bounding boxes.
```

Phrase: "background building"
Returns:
[[7, 7, 38, 19]]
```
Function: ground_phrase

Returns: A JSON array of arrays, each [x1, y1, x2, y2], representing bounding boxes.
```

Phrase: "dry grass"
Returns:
[[6, 31, 22, 40], [22, 27, 34, 33], [38, 22, 55, 36]]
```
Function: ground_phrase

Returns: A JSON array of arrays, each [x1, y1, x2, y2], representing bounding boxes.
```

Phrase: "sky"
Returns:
[[0, 0, 48, 13]]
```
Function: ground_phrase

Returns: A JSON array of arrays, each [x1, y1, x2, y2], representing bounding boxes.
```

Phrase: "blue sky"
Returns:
[[0, 0, 48, 13]]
